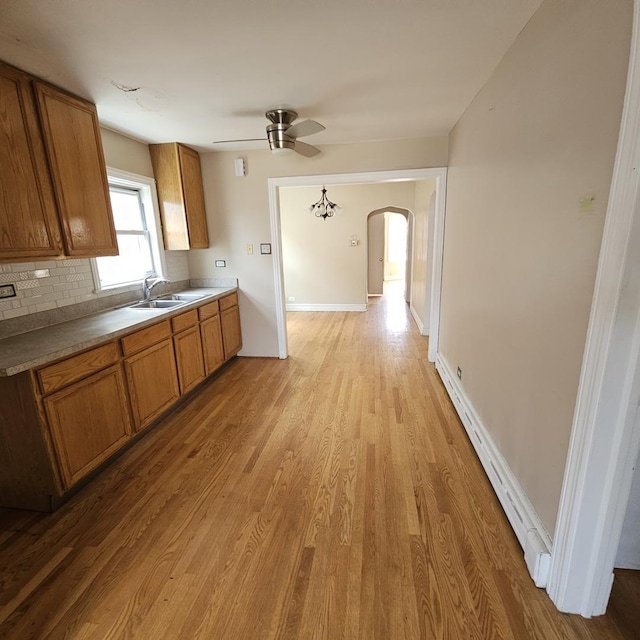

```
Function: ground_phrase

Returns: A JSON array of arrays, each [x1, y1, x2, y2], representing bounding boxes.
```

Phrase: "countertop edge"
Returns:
[[0, 287, 238, 377]]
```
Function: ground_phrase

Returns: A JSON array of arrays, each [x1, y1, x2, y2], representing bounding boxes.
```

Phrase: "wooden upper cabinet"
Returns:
[[34, 81, 118, 257], [178, 145, 209, 248], [149, 142, 209, 250], [0, 63, 63, 260]]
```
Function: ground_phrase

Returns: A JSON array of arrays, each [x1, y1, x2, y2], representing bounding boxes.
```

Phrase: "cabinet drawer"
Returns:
[[198, 300, 219, 321], [121, 320, 171, 356], [219, 292, 238, 311], [38, 342, 120, 395], [171, 309, 198, 333]]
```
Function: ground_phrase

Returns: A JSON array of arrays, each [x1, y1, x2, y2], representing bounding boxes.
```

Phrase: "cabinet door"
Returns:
[[0, 63, 63, 260], [177, 144, 209, 248], [150, 142, 209, 250], [124, 338, 180, 431], [34, 82, 118, 257], [174, 326, 205, 395], [221, 304, 242, 360], [44, 365, 132, 488], [201, 314, 225, 375]]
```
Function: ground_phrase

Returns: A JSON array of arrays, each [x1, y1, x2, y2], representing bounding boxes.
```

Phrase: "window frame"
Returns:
[[91, 168, 167, 292]]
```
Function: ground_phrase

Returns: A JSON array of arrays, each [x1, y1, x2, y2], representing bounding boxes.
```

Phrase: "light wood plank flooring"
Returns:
[[0, 288, 638, 639]]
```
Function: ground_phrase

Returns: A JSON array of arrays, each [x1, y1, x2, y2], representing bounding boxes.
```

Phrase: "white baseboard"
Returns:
[[409, 304, 426, 335], [435, 354, 552, 588], [286, 303, 367, 312]]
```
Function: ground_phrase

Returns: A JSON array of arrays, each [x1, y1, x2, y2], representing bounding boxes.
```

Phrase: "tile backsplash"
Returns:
[[0, 260, 98, 320], [0, 252, 190, 322]]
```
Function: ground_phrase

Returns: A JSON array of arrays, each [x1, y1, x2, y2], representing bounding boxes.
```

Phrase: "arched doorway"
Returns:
[[367, 207, 411, 302]]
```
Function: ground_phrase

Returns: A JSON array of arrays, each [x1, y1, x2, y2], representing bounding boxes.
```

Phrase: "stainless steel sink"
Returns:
[[158, 293, 207, 302], [129, 299, 186, 310]]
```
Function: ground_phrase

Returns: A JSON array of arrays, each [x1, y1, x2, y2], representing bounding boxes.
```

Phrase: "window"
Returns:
[[92, 169, 165, 290]]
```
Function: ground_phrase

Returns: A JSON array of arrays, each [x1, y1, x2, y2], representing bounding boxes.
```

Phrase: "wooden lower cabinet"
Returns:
[[174, 326, 205, 394], [221, 304, 242, 360], [124, 338, 180, 431], [201, 314, 225, 374], [0, 290, 242, 511], [0, 372, 63, 511], [44, 364, 132, 487]]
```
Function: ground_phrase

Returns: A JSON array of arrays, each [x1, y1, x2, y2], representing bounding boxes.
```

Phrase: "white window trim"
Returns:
[[91, 167, 167, 293]]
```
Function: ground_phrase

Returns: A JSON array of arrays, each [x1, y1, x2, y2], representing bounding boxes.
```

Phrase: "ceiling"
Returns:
[[0, 0, 542, 153]]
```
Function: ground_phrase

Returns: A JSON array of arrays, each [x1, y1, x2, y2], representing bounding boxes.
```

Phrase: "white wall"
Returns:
[[439, 0, 632, 534], [411, 180, 437, 329], [100, 128, 154, 177], [189, 137, 448, 357], [279, 183, 416, 308]]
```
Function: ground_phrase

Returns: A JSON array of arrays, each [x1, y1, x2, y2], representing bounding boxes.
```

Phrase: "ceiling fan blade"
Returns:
[[286, 119, 325, 139], [212, 138, 266, 144], [294, 141, 321, 158]]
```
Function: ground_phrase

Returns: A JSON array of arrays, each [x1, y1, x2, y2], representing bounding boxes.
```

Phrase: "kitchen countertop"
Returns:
[[0, 287, 236, 377]]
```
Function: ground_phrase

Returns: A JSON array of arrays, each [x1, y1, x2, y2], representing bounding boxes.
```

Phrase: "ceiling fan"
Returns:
[[213, 108, 325, 157]]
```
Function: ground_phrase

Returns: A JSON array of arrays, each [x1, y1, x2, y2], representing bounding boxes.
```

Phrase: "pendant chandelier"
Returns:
[[309, 186, 341, 220]]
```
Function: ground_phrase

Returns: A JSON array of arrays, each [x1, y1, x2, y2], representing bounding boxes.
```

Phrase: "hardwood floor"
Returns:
[[0, 288, 637, 639]]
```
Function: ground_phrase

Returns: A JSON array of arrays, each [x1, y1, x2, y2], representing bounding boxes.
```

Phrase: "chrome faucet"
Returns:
[[143, 275, 170, 300]]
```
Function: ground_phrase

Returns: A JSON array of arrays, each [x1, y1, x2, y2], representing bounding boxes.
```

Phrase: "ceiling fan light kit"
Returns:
[[266, 123, 296, 154], [271, 147, 294, 156], [213, 108, 325, 158]]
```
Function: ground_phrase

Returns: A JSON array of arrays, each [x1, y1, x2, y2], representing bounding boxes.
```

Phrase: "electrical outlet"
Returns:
[[247, 244, 254, 255], [288, 296, 295, 302], [215, 260, 226, 267], [457, 367, 462, 380], [0, 284, 16, 299]]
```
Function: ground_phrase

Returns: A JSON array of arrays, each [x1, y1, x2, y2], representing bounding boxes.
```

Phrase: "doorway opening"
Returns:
[[367, 210, 409, 301], [385, 212, 408, 282], [268, 168, 448, 362]]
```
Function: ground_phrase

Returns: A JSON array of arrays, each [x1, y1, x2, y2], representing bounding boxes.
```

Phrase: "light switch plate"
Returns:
[[0, 284, 16, 299]]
